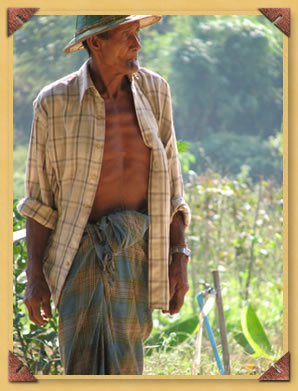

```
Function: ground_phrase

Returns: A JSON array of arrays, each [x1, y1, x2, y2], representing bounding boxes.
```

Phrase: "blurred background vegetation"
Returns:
[[13, 14, 283, 375]]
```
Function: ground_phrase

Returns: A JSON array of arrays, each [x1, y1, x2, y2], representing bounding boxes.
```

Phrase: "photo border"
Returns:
[[1, 0, 295, 389]]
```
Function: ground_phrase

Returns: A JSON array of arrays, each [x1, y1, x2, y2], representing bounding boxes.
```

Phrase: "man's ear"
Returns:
[[86, 35, 102, 55]]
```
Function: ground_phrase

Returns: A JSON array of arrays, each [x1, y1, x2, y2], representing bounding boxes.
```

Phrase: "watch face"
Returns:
[[172, 247, 191, 257]]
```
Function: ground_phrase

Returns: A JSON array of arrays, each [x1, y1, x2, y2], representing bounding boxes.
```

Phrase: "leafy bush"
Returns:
[[187, 132, 283, 185]]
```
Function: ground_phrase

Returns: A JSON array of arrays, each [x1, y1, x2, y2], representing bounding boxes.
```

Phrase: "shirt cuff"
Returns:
[[17, 198, 58, 230], [170, 196, 191, 227]]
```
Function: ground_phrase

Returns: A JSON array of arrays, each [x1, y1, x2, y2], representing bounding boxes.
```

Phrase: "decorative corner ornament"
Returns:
[[7, 8, 39, 36], [8, 351, 37, 382], [259, 352, 290, 381], [259, 8, 290, 37]]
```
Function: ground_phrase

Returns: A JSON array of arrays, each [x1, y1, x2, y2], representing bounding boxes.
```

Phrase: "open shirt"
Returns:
[[17, 59, 191, 310]]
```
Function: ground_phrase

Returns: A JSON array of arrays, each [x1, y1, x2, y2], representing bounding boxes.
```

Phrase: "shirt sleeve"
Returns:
[[17, 97, 58, 230], [160, 81, 191, 227]]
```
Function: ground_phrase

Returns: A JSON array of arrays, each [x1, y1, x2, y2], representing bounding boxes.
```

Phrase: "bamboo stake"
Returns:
[[192, 312, 204, 375], [212, 270, 231, 375]]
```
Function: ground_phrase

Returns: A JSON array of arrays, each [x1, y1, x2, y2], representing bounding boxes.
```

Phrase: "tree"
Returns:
[[167, 16, 283, 141]]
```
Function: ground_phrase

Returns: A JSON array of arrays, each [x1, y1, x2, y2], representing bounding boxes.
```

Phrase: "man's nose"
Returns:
[[131, 34, 141, 51]]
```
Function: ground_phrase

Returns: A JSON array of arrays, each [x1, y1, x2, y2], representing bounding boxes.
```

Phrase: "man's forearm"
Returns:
[[167, 211, 189, 314], [26, 217, 52, 276], [170, 211, 187, 247], [24, 217, 53, 325]]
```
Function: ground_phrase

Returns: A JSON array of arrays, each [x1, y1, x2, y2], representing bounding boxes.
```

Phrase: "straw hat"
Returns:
[[64, 15, 161, 53]]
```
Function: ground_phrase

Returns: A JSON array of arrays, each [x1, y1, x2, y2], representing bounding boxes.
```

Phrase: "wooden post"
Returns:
[[212, 270, 231, 375]]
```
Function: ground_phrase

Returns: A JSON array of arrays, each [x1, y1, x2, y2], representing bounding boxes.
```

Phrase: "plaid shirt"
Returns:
[[17, 59, 191, 310]]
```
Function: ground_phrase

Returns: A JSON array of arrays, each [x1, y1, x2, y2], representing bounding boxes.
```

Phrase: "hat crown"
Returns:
[[65, 14, 161, 53], [75, 15, 129, 36]]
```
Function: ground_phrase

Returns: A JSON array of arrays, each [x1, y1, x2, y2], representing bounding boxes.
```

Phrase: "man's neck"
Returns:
[[88, 57, 129, 100]]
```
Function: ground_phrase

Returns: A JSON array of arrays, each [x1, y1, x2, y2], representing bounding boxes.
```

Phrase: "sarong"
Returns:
[[57, 210, 153, 375]]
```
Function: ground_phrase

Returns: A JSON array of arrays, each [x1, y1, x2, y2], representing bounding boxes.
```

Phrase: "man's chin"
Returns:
[[126, 60, 139, 73]]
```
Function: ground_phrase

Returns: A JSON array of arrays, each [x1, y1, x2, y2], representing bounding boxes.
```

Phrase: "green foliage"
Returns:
[[234, 332, 255, 355], [13, 145, 27, 200], [13, 203, 62, 375], [188, 132, 283, 185], [176, 140, 197, 176], [176, 140, 190, 153], [166, 16, 282, 141], [144, 166, 282, 374], [13, 164, 283, 374], [185, 169, 282, 371], [144, 336, 195, 375], [13, 15, 87, 147], [13, 14, 283, 196], [240, 303, 275, 360], [268, 131, 283, 157], [13, 15, 282, 152], [233, 301, 278, 361], [145, 315, 199, 356]]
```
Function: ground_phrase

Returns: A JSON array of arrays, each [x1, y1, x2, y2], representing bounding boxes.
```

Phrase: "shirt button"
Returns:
[[96, 144, 101, 149], [66, 261, 71, 267], [96, 114, 104, 120], [91, 174, 97, 180], [83, 204, 91, 208]]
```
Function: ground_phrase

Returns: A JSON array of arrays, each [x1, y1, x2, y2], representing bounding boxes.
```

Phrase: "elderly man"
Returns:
[[18, 15, 191, 375]]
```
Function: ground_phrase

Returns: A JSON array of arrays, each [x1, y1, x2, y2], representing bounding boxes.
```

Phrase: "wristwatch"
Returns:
[[170, 247, 191, 257]]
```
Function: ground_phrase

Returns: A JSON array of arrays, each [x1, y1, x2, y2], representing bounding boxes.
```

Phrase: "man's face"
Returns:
[[97, 21, 141, 75]]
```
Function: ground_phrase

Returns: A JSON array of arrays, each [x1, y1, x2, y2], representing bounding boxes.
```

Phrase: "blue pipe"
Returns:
[[197, 292, 225, 375]]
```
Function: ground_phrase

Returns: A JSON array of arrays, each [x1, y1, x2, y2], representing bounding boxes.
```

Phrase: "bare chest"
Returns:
[[102, 92, 149, 161], [88, 89, 151, 221]]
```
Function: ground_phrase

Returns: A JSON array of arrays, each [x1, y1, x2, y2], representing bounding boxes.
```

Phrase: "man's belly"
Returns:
[[88, 150, 151, 222]]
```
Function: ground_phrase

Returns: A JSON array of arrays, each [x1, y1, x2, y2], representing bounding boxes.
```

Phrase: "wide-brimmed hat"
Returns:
[[64, 15, 161, 53]]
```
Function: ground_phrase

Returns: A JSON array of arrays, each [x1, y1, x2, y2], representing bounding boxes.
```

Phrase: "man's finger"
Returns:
[[169, 294, 184, 314], [24, 301, 35, 323], [169, 285, 188, 314], [42, 296, 52, 319], [169, 278, 176, 299], [169, 294, 180, 314], [30, 299, 48, 325]]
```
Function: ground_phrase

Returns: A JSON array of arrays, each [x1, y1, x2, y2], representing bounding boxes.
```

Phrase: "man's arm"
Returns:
[[150, 76, 191, 313], [24, 217, 52, 326], [17, 96, 58, 325], [161, 82, 190, 314], [166, 211, 189, 315]]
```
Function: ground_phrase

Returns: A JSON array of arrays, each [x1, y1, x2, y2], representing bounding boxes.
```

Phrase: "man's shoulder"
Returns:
[[34, 59, 90, 110], [36, 70, 80, 102], [135, 67, 169, 91], [136, 67, 165, 81]]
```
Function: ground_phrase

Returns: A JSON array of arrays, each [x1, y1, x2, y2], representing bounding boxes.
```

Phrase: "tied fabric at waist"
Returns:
[[84, 210, 150, 275]]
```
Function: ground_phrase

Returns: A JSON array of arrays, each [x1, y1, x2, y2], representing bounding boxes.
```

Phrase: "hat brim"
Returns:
[[64, 15, 161, 53]]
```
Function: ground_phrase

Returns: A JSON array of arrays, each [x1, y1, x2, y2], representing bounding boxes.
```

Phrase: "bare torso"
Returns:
[[88, 82, 151, 222]]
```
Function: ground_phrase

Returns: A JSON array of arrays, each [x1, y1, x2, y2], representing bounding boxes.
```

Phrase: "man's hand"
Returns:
[[24, 217, 53, 326], [164, 253, 189, 315], [24, 272, 52, 326]]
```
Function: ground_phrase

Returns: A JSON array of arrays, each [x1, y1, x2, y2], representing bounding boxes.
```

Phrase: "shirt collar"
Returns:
[[78, 59, 97, 103], [78, 58, 139, 103]]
